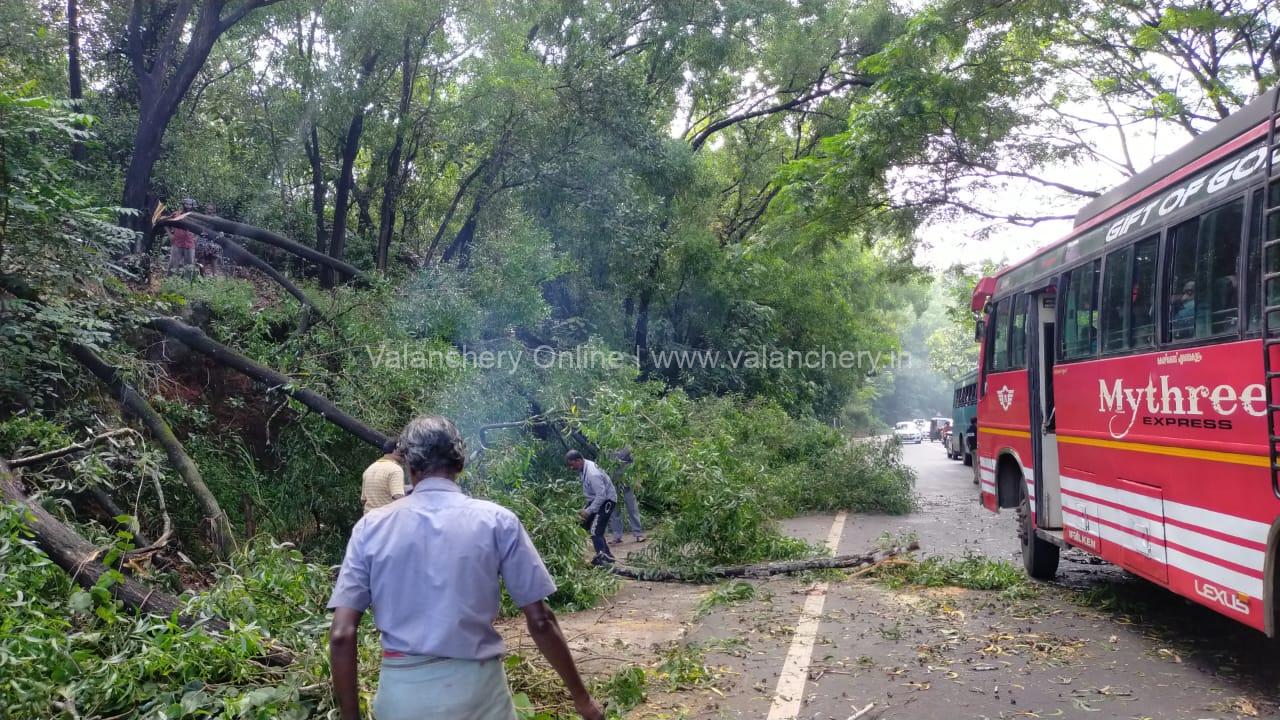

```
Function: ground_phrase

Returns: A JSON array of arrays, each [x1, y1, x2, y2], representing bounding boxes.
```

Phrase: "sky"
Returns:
[[916, 115, 1179, 273]]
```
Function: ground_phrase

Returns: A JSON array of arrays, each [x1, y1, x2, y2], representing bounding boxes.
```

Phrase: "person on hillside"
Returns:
[[329, 415, 605, 720], [565, 449, 616, 565], [166, 198, 198, 277], [360, 439, 409, 514], [608, 448, 646, 544]]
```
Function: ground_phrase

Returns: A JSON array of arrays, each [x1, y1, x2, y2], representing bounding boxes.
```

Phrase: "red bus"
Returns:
[[972, 88, 1280, 634]]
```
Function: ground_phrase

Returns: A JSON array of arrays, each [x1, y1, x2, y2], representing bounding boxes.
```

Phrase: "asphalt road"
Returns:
[[685, 440, 1280, 720]]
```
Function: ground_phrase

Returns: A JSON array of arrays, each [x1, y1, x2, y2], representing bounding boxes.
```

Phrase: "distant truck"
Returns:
[[946, 369, 978, 465]]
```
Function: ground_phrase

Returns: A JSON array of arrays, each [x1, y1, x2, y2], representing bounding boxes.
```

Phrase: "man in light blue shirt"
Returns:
[[328, 416, 603, 720], [565, 450, 617, 564]]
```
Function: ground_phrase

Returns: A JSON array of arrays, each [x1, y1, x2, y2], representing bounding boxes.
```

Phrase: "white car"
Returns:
[[894, 421, 922, 444]]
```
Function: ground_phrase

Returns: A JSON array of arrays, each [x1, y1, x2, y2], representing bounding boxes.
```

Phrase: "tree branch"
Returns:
[[8, 429, 141, 469], [689, 77, 870, 151]]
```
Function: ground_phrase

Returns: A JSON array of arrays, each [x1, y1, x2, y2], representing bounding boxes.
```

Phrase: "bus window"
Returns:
[[1247, 189, 1261, 331], [1130, 236, 1158, 349], [1101, 244, 1132, 353], [1247, 185, 1280, 332], [992, 296, 1012, 370], [1010, 294, 1027, 367], [1060, 260, 1100, 360], [1166, 197, 1243, 341]]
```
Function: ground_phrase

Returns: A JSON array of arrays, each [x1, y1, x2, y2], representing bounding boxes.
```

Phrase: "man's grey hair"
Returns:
[[397, 415, 466, 476]]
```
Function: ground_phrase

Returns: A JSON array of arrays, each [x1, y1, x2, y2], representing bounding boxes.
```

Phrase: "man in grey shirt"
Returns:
[[328, 416, 604, 720], [565, 449, 616, 565]]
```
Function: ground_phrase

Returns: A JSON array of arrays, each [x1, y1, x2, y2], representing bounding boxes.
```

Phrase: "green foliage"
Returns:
[[875, 553, 1026, 591], [0, 508, 339, 719], [696, 580, 759, 616], [0, 82, 135, 410], [653, 642, 720, 691], [575, 384, 915, 574]]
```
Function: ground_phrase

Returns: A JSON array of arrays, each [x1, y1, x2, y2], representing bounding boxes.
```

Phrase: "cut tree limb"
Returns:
[[0, 460, 293, 666], [609, 542, 920, 582], [147, 317, 391, 450], [67, 343, 234, 558]]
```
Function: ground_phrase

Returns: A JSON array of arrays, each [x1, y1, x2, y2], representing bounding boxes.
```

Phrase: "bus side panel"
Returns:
[[1053, 339, 1275, 632], [977, 368, 1033, 512]]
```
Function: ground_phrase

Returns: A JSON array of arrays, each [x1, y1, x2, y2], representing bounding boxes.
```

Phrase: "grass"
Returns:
[[874, 553, 1027, 592]]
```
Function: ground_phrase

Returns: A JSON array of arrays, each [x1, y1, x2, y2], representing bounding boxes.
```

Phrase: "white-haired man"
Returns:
[[328, 415, 604, 720]]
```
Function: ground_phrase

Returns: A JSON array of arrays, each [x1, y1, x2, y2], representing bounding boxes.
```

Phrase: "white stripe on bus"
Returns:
[[1063, 475, 1268, 549], [979, 457, 996, 470], [1167, 547, 1264, 598], [1060, 476, 1163, 517], [1165, 523, 1265, 572], [1061, 501, 1266, 597], [1164, 500, 1270, 546]]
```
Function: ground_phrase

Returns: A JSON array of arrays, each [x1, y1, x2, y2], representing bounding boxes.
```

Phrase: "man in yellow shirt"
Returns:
[[362, 440, 409, 514]]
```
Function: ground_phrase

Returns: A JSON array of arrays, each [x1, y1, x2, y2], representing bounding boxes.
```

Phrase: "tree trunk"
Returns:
[[147, 317, 392, 450], [306, 121, 326, 251], [632, 252, 661, 374], [610, 542, 919, 582], [424, 159, 487, 264], [376, 34, 420, 272], [67, 0, 86, 163], [66, 343, 235, 558], [322, 112, 365, 289], [123, 120, 164, 248], [440, 197, 482, 267], [0, 460, 293, 666], [322, 51, 379, 289], [120, 0, 281, 241]]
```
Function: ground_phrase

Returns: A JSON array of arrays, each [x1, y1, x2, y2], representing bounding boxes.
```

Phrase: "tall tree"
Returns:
[[121, 0, 283, 248], [67, 0, 86, 163]]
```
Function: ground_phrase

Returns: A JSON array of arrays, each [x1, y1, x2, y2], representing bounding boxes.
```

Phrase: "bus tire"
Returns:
[[1018, 485, 1059, 579]]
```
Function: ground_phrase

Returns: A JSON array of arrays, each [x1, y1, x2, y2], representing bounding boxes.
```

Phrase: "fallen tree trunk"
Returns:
[[610, 542, 920, 582], [152, 217, 318, 310], [179, 212, 370, 285], [147, 317, 391, 450], [67, 343, 234, 558], [0, 461, 294, 666]]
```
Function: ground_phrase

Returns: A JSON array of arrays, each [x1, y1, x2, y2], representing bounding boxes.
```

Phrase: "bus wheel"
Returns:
[[1017, 485, 1059, 579]]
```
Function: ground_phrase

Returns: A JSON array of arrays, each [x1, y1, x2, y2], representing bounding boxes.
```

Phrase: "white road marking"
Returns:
[[765, 511, 847, 720]]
